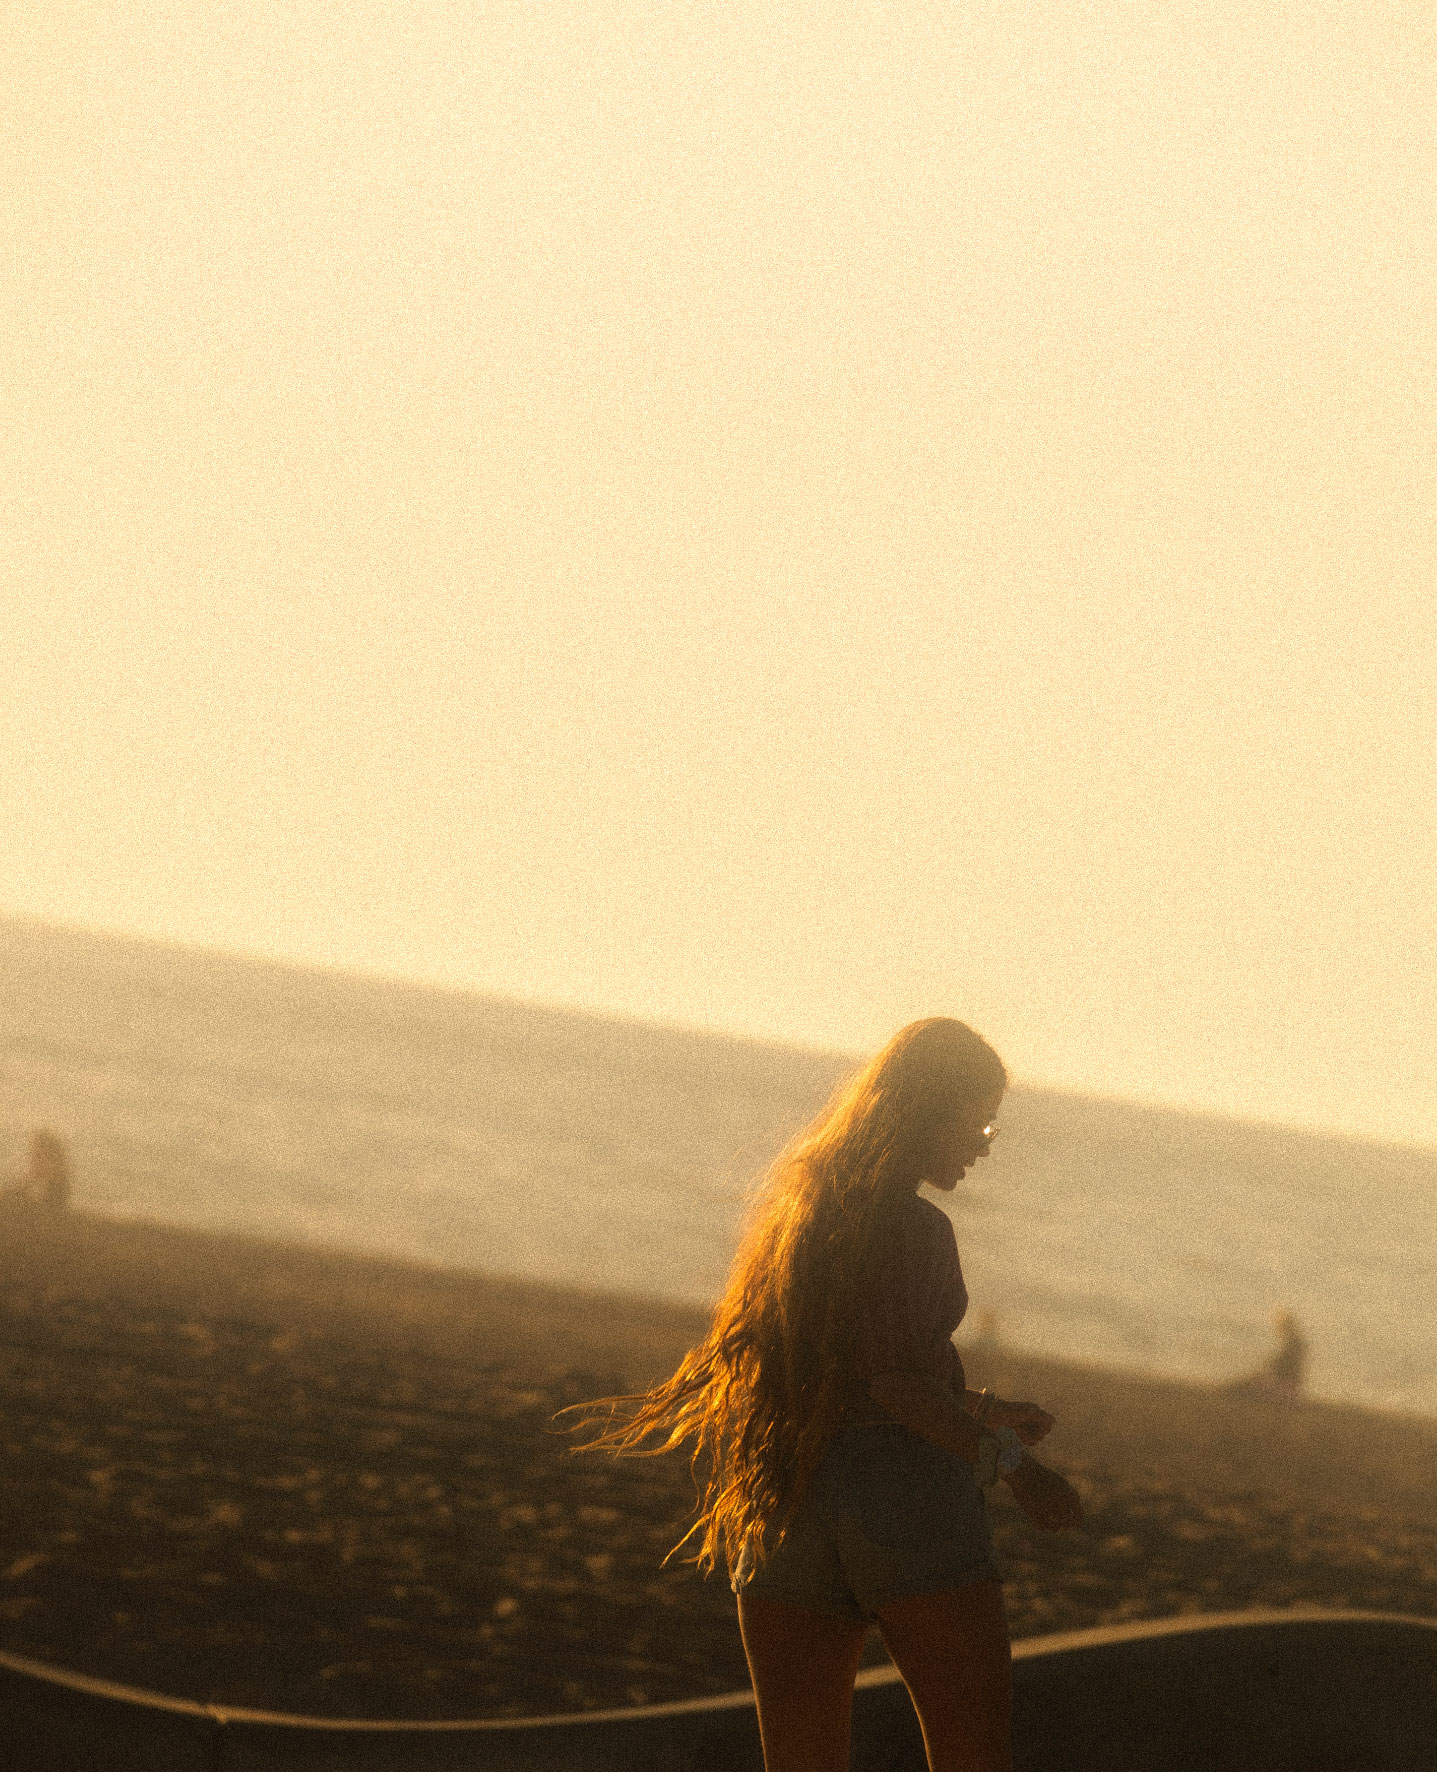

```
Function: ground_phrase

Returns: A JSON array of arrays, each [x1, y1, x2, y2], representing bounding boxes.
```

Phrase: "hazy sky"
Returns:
[[5, 3, 1434, 1144]]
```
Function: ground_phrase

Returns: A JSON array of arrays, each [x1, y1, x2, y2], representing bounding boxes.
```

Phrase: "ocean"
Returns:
[[2, 915, 1433, 1417]]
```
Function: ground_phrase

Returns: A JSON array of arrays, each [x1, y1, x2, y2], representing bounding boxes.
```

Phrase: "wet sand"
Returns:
[[1, 1209, 1433, 1719]]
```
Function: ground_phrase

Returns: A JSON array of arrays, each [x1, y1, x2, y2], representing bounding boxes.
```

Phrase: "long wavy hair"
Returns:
[[553, 1017, 1007, 1577]]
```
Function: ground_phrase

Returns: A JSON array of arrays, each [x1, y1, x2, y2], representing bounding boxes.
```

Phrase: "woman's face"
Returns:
[[924, 1088, 1004, 1192]]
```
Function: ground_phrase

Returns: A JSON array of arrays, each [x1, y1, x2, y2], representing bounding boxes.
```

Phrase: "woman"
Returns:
[[561, 1018, 1084, 1772]]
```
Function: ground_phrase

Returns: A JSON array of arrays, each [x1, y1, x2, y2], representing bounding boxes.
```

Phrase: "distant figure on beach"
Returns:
[[2, 1129, 73, 1210], [562, 1018, 1083, 1772], [1227, 1306, 1309, 1402]]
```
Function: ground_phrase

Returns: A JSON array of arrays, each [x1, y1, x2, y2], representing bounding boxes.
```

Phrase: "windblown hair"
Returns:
[[553, 1017, 1006, 1578]]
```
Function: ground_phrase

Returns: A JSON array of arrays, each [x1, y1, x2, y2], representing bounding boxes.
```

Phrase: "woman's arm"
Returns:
[[872, 1372, 1085, 1529], [869, 1371, 986, 1464], [964, 1387, 1055, 1444]]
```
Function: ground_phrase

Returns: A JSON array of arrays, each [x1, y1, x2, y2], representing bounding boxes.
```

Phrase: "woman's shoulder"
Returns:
[[909, 1191, 950, 1224], [884, 1190, 959, 1256]]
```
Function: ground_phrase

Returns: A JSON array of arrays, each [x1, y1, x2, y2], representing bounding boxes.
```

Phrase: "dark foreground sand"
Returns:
[[0, 1210, 1433, 1720]]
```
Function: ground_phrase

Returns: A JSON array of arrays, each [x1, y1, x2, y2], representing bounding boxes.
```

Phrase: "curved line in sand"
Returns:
[[0, 1608, 1432, 1733]]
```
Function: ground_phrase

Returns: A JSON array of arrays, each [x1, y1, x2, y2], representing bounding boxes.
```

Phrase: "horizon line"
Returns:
[[4, 905, 1432, 1158]]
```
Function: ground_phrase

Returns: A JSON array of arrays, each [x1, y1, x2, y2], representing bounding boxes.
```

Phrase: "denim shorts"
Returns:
[[729, 1406, 999, 1623]]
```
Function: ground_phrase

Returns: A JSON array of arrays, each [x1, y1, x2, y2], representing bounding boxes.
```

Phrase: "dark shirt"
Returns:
[[849, 1191, 969, 1403]]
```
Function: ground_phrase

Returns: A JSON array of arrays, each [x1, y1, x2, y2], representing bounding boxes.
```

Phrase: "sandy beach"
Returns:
[[0, 1209, 1433, 1720]]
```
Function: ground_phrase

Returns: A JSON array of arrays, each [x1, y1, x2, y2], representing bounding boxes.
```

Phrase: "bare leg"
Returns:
[[874, 1578, 1013, 1772], [737, 1591, 869, 1772]]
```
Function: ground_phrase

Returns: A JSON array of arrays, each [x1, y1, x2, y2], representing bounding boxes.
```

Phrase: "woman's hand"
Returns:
[[988, 1398, 1055, 1445], [1002, 1456, 1085, 1532]]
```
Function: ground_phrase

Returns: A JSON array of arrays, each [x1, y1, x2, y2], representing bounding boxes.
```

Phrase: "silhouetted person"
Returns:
[[1228, 1305, 1308, 1402], [1263, 1306, 1308, 1398], [562, 1018, 1084, 1772], [23, 1129, 72, 1211]]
